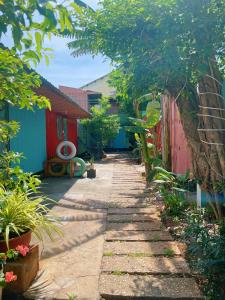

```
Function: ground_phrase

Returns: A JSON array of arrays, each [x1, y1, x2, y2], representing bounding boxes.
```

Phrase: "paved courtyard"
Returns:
[[26, 154, 202, 300]]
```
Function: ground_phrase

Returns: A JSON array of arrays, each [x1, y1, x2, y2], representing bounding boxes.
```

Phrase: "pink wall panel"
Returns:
[[162, 96, 192, 174]]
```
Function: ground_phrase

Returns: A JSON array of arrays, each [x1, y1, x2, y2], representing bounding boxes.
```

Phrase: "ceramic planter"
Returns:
[[4, 245, 39, 294], [0, 231, 32, 253], [87, 168, 96, 178]]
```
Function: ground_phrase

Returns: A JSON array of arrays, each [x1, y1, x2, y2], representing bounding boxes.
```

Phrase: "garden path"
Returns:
[[26, 154, 202, 300]]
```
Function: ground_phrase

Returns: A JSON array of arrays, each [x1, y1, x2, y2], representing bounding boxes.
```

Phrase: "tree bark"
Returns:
[[174, 62, 225, 218]]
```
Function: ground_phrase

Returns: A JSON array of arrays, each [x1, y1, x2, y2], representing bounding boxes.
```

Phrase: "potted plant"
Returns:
[[87, 158, 96, 178], [0, 187, 61, 252]]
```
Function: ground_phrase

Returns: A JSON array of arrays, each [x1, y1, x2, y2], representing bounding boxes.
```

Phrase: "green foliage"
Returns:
[[154, 167, 196, 194], [0, 187, 61, 248], [163, 248, 175, 257], [68, 0, 224, 98], [0, 48, 50, 113], [163, 193, 189, 219], [0, 151, 41, 192], [0, 0, 83, 64], [154, 167, 196, 219], [81, 97, 120, 156], [184, 211, 225, 299]]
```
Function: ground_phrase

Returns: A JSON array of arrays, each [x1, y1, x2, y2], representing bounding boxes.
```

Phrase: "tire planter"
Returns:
[[67, 157, 86, 177], [48, 163, 66, 177], [0, 231, 32, 253], [56, 141, 77, 160]]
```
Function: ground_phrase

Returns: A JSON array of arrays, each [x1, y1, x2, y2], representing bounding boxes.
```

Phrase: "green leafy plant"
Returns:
[[126, 96, 161, 180], [81, 97, 120, 159], [163, 248, 175, 257], [184, 211, 225, 299], [0, 187, 61, 248]]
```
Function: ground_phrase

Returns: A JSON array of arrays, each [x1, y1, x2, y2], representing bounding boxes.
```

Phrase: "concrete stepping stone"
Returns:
[[100, 274, 203, 299], [107, 202, 150, 209], [102, 256, 190, 274], [108, 214, 160, 223], [104, 241, 181, 256], [105, 230, 173, 241], [108, 208, 160, 215], [107, 221, 163, 231]]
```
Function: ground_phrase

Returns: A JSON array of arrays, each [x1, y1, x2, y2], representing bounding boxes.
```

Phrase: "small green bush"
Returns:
[[184, 211, 225, 299]]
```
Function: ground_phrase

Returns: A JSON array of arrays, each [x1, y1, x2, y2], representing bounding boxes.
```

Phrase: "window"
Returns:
[[56, 115, 63, 140]]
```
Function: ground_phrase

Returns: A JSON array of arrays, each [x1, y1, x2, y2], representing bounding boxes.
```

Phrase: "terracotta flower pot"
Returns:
[[0, 231, 32, 253]]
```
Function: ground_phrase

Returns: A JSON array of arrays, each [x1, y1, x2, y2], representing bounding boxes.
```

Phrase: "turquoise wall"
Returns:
[[9, 107, 46, 173], [110, 127, 130, 149]]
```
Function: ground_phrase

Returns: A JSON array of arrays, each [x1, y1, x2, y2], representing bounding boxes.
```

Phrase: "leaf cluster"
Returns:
[[0, 187, 61, 248], [81, 97, 120, 147], [184, 211, 225, 299], [69, 0, 225, 98]]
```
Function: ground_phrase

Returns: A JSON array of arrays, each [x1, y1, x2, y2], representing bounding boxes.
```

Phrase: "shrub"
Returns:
[[184, 210, 225, 299]]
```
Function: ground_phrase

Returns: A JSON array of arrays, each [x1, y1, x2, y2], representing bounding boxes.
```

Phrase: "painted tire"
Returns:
[[67, 157, 86, 177], [56, 141, 77, 160], [48, 163, 66, 177]]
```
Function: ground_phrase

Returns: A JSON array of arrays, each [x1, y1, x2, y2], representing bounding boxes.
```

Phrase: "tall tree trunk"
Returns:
[[175, 62, 225, 218]]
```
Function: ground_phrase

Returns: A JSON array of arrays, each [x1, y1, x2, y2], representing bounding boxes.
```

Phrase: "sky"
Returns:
[[2, 0, 112, 89], [36, 0, 112, 89]]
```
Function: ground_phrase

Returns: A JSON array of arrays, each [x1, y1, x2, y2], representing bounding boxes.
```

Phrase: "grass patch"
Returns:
[[111, 271, 126, 276], [163, 248, 175, 257], [152, 234, 160, 241], [104, 251, 114, 256], [128, 252, 152, 257], [67, 295, 77, 300]]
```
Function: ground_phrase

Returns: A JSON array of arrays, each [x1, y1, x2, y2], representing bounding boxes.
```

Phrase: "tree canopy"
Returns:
[[68, 0, 225, 211], [68, 0, 225, 96]]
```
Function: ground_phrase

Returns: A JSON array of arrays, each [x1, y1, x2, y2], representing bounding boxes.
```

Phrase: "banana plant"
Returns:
[[126, 94, 161, 181]]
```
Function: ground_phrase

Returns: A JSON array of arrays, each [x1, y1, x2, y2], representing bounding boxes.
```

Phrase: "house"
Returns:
[[60, 73, 130, 151], [8, 76, 90, 173]]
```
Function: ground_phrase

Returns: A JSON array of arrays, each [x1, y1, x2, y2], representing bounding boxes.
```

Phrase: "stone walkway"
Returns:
[[26, 154, 203, 300], [99, 155, 203, 299]]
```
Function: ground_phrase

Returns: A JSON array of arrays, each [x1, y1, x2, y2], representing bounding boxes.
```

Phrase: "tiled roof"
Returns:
[[59, 85, 89, 111]]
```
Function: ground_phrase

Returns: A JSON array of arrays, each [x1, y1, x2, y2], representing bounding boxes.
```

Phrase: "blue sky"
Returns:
[[2, 0, 112, 89], [36, 0, 112, 88]]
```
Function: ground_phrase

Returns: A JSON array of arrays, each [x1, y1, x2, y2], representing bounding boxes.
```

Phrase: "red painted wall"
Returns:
[[162, 96, 192, 174], [147, 121, 162, 152], [46, 110, 78, 159]]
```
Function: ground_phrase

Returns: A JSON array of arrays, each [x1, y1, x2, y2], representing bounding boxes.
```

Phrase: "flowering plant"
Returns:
[[6, 245, 30, 261], [0, 253, 17, 287], [0, 245, 30, 287], [0, 270, 17, 287]]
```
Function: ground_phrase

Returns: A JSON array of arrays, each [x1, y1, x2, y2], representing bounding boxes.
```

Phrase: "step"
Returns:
[[100, 274, 203, 299], [101, 256, 190, 274], [103, 241, 181, 256], [107, 214, 160, 223], [107, 221, 163, 231], [105, 231, 173, 241], [108, 208, 159, 215]]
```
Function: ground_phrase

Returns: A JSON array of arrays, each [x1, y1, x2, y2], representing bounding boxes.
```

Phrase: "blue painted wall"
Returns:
[[110, 127, 130, 149], [9, 107, 46, 173]]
